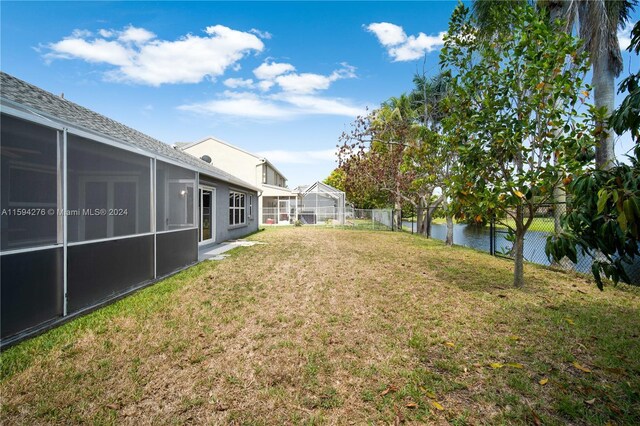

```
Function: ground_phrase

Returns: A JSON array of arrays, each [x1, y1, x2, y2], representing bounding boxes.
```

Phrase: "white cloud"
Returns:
[[179, 91, 291, 119], [366, 22, 445, 61], [258, 80, 275, 91], [274, 64, 356, 94], [618, 21, 637, 50], [251, 62, 356, 94], [72, 29, 93, 38], [250, 28, 272, 39], [253, 61, 296, 80], [275, 73, 333, 94], [45, 25, 264, 85], [118, 25, 155, 44], [223, 77, 254, 88], [255, 149, 337, 164], [365, 23, 406, 46], [180, 60, 362, 120], [178, 53, 360, 119], [275, 93, 363, 116], [47, 38, 132, 66], [178, 90, 365, 120]]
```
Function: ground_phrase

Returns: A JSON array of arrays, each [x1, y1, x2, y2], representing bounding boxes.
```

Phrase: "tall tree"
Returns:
[[548, 21, 640, 289], [473, 0, 637, 169], [408, 72, 457, 244], [338, 100, 416, 220], [442, 3, 596, 287], [323, 168, 346, 192]]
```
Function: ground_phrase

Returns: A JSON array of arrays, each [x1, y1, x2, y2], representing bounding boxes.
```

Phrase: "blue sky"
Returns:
[[1, 1, 638, 187]]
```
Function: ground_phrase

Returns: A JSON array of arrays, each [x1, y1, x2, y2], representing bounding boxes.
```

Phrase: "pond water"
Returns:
[[402, 221, 640, 284], [402, 221, 592, 272]]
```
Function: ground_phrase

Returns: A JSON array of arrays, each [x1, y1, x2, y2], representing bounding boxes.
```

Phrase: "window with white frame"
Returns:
[[229, 191, 246, 226], [248, 195, 253, 218]]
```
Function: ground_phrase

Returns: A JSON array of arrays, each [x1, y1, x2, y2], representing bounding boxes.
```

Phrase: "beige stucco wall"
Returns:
[[183, 139, 260, 186], [182, 138, 297, 223]]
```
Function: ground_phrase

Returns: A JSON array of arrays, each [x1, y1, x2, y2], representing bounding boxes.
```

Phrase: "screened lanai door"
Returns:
[[278, 199, 291, 224], [199, 187, 215, 243]]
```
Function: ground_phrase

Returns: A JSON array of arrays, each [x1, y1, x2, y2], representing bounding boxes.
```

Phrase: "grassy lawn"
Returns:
[[430, 216, 556, 233], [1, 227, 639, 424]]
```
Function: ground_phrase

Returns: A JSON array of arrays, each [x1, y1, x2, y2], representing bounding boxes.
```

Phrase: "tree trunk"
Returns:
[[443, 199, 453, 246], [394, 200, 402, 231], [445, 215, 454, 246], [513, 205, 525, 288], [416, 201, 423, 234], [593, 48, 616, 170], [513, 229, 525, 288], [425, 207, 432, 238]]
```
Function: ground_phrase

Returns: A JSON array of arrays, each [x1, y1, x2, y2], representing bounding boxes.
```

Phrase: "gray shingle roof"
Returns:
[[0, 71, 258, 191]]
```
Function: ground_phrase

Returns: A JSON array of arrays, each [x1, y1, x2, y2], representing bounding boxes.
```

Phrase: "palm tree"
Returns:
[[472, 0, 636, 270], [409, 73, 455, 242], [472, 0, 637, 169]]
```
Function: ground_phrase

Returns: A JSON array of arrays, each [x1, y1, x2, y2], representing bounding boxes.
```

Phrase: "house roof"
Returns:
[[294, 181, 345, 196], [0, 72, 259, 192], [177, 136, 288, 182], [261, 183, 297, 197]]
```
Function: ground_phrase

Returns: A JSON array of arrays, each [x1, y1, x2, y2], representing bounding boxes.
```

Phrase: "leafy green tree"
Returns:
[[327, 158, 390, 209], [323, 168, 346, 192], [441, 3, 596, 287], [610, 20, 640, 141], [338, 96, 418, 223], [473, 0, 637, 169], [547, 21, 640, 289], [406, 72, 457, 243]]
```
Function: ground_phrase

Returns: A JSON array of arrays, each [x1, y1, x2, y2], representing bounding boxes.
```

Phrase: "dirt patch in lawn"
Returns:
[[2, 227, 639, 425]]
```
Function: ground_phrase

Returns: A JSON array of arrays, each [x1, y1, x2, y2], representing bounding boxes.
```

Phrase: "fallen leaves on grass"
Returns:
[[539, 378, 549, 385], [430, 401, 444, 411], [565, 318, 575, 325], [505, 362, 524, 369], [380, 385, 399, 396], [444, 341, 455, 347], [420, 388, 437, 399], [490, 362, 524, 369], [572, 362, 592, 373], [405, 402, 418, 409], [585, 398, 596, 405]]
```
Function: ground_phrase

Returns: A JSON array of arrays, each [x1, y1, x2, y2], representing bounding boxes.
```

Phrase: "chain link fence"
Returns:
[[262, 206, 397, 230], [403, 203, 640, 285], [490, 203, 594, 273]]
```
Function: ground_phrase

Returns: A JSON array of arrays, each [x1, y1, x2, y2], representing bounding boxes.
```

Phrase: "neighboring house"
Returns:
[[177, 137, 298, 225], [293, 181, 347, 225], [0, 72, 259, 346]]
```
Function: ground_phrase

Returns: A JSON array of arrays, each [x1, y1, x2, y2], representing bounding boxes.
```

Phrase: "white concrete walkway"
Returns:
[[198, 240, 266, 261]]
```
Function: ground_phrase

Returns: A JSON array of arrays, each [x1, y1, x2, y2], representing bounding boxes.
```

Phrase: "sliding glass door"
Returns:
[[199, 187, 215, 243]]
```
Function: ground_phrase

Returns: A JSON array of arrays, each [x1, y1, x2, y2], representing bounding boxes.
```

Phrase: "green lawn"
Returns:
[[429, 216, 556, 233], [1, 227, 639, 424]]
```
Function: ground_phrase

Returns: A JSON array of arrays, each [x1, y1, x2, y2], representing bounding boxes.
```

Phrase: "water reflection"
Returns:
[[403, 221, 640, 284], [404, 222, 579, 270]]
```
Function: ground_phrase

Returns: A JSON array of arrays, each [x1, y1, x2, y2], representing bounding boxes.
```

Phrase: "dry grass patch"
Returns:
[[1, 227, 639, 425]]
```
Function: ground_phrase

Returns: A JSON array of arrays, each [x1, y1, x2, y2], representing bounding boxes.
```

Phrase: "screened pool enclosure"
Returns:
[[0, 72, 258, 346], [291, 182, 347, 225]]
